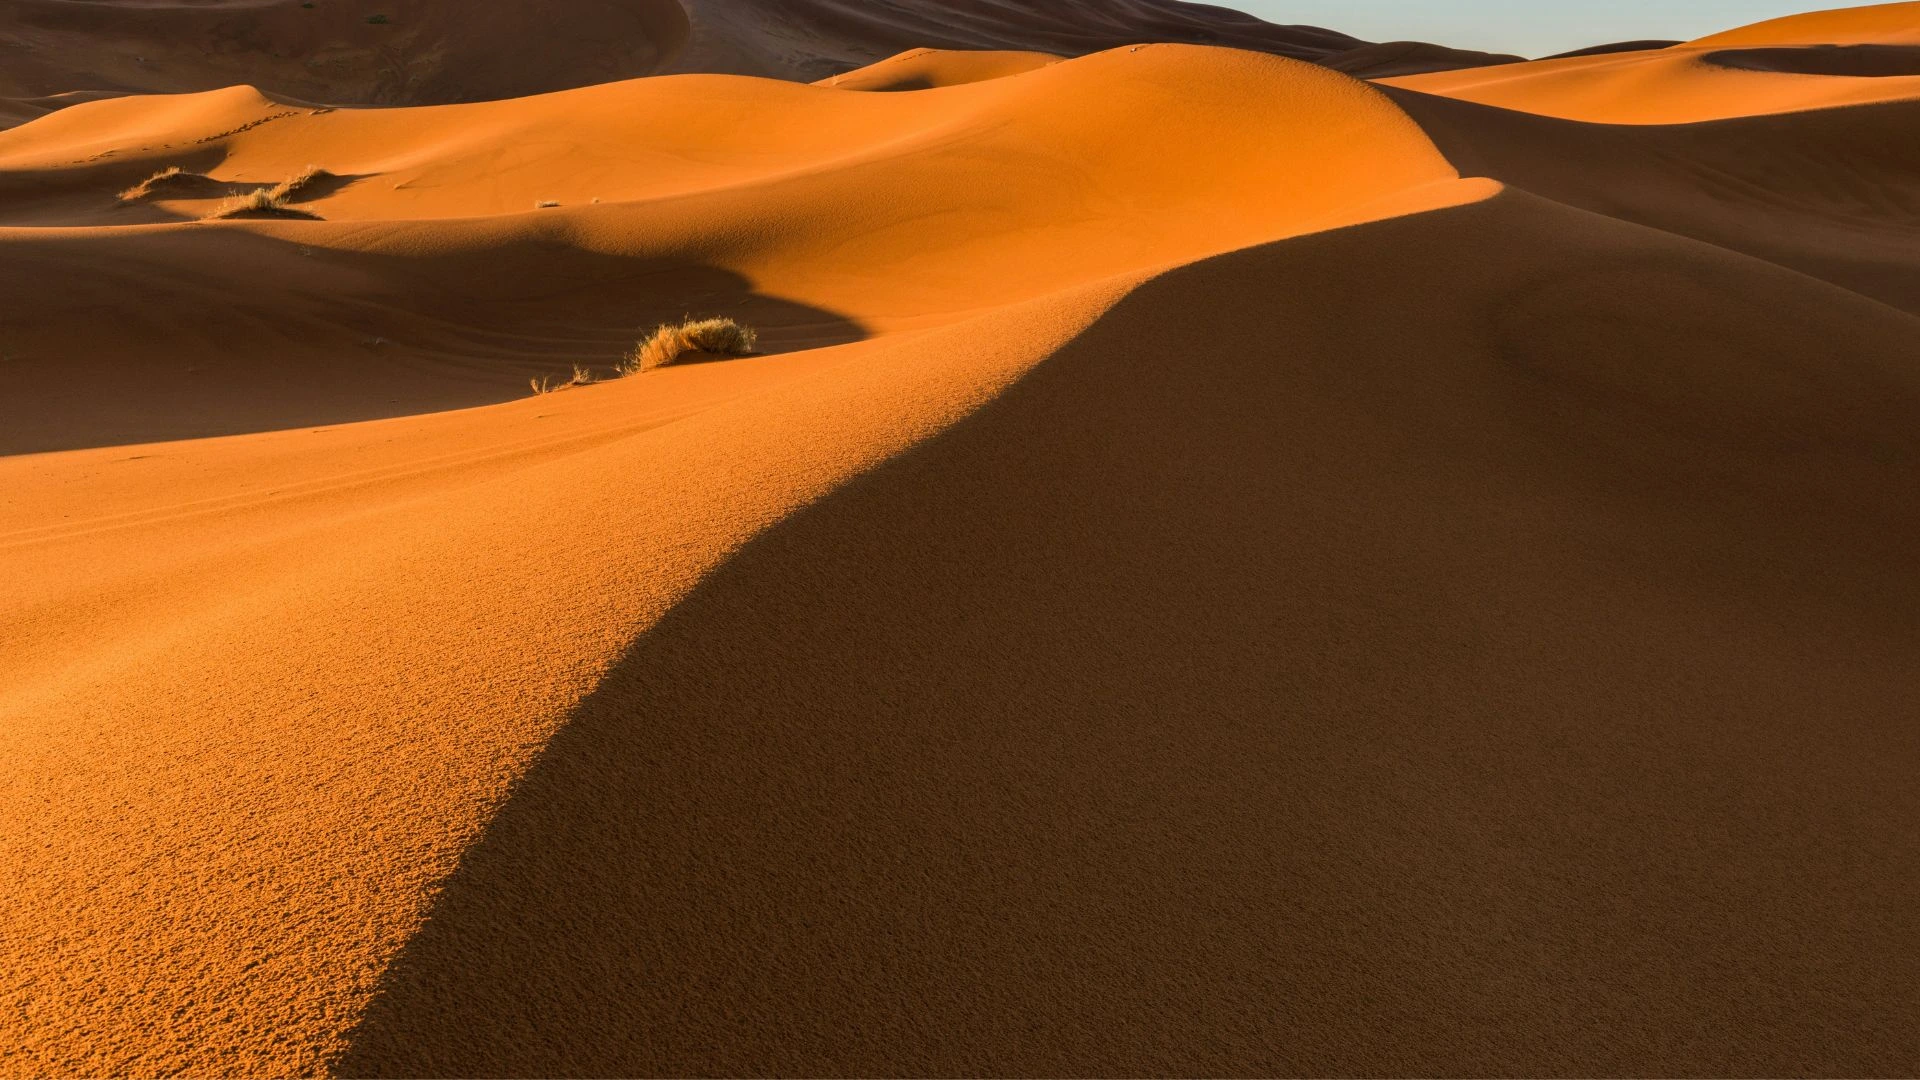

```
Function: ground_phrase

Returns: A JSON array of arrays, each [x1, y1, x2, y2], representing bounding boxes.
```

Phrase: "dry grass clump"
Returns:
[[530, 364, 597, 396], [119, 166, 199, 202], [620, 317, 759, 375], [204, 166, 334, 220], [270, 166, 336, 203]]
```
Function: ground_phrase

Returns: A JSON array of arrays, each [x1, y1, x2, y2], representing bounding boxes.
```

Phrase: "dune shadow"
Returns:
[[0, 224, 866, 455], [1381, 85, 1920, 314], [1706, 44, 1920, 77], [333, 207, 1920, 1077]]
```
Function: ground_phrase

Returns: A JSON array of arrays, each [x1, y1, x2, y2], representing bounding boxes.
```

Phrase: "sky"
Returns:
[[1236, 1, 1828, 56]]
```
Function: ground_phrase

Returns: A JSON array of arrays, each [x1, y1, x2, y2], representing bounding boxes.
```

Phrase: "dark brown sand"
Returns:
[[338, 192, 1920, 1076]]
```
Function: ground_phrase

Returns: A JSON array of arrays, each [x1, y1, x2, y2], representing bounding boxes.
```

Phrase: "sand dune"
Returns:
[[1384, 88, 1920, 313], [341, 185, 1920, 1079], [0, 47, 1465, 453], [1388, 2, 1920, 122], [4, 3, 1919, 1076], [665, 0, 1362, 81], [0, 0, 1365, 123], [1323, 40, 1522, 78], [0, 0, 1533, 127], [1691, 0, 1920, 45], [816, 49, 1064, 91]]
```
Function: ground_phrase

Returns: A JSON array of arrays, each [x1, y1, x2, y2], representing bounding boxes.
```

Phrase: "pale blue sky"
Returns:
[[1237, 1, 1826, 56]]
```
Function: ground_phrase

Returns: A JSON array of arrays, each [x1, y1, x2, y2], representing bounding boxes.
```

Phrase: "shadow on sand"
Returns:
[[334, 206, 1920, 1076]]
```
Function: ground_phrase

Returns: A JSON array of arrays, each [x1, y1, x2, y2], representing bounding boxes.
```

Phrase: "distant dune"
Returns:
[[0, 0, 1534, 126], [1388, 0, 1920, 121], [0, 0, 1361, 120], [3, 2, 1918, 1077]]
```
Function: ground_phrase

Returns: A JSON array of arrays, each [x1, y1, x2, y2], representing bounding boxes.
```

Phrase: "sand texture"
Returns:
[[3, 2, 1918, 1076]]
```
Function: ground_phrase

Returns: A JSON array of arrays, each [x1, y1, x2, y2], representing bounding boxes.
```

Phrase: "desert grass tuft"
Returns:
[[620, 317, 759, 375], [269, 166, 336, 203], [119, 166, 191, 202], [535, 199, 561, 209], [204, 167, 333, 220], [529, 364, 598, 396]]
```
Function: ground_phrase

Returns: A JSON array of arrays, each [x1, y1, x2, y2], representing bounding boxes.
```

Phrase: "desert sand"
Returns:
[[2, 2, 1917, 1076]]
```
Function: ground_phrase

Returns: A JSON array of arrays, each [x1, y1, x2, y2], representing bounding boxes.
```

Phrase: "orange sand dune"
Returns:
[[339, 186, 1920, 1079], [1384, 88, 1920, 313], [5, 5, 1920, 1077], [0, 0, 1529, 127], [1323, 39, 1523, 78], [664, 0, 1360, 80], [1690, 0, 1920, 44], [1388, 2, 1920, 122], [0, 0, 1365, 123], [816, 49, 1063, 91], [0, 47, 1467, 453], [1, 49, 1485, 1075]]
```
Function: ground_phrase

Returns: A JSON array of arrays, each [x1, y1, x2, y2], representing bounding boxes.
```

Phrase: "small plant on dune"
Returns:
[[269, 165, 335, 203], [211, 186, 290, 217], [207, 187, 319, 220], [535, 199, 561, 209], [118, 165, 182, 201], [118, 165, 207, 202], [620, 317, 759, 376], [529, 364, 597, 396], [204, 167, 334, 220]]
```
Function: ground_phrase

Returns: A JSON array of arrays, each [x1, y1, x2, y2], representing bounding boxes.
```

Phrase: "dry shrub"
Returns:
[[269, 166, 335, 203], [118, 166, 190, 202], [621, 317, 759, 375], [529, 364, 597, 396], [204, 166, 333, 219]]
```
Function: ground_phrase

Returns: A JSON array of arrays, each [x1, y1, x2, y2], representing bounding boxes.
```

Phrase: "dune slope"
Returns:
[[5, 7, 1920, 1077], [0, 49, 1488, 1077], [0, 0, 1367, 123], [0, 47, 1463, 454], [1387, 2, 1920, 122], [1384, 88, 1920, 313], [337, 189, 1920, 1078]]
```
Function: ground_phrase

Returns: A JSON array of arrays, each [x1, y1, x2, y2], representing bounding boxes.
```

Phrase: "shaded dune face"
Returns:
[[1384, 89, 1920, 314], [336, 192, 1920, 1078], [670, 0, 1361, 80], [1708, 43, 1920, 74], [0, 0, 692, 108], [1321, 40, 1523, 79], [814, 49, 1064, 91]]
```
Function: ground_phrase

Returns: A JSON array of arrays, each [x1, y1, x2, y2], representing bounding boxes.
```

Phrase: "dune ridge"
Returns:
[[0, 0, 1369, 124], [3, 2, 1919, 1076], [1387, 1, 1920, 122]]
